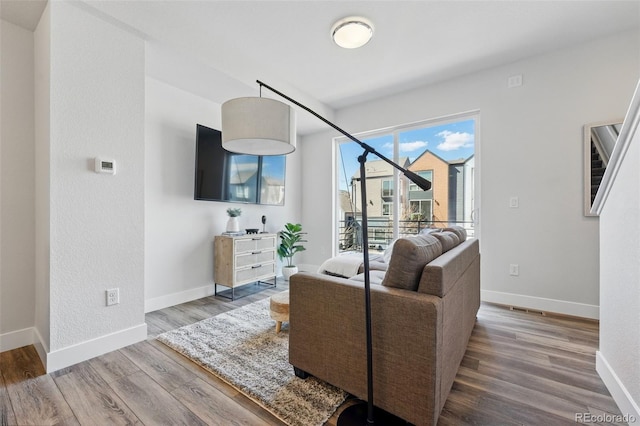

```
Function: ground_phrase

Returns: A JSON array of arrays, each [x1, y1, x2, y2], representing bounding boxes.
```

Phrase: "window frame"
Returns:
[[334, 111, 480, 255]]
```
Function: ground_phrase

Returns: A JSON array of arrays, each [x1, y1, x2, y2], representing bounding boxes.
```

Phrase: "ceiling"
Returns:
[[2, 1, 640, 134]]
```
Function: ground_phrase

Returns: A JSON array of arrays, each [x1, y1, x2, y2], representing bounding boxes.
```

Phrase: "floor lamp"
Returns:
[[222, 80, 431, 425]]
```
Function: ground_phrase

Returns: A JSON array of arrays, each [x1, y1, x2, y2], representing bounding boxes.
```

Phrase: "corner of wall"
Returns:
[[596, 351, 640, 424], [45, 322, 147, 373]]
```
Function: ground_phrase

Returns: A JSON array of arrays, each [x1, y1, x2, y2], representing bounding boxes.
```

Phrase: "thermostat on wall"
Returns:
[[95, 158, 116, 175]]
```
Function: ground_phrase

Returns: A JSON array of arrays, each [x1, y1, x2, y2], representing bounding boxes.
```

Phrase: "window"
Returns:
[[235, 185, 250, 200], [409, 171, 433, 192], [382, 179, 393, 198], [336, 113, 478, 253], [382, 202, 392, 216], [409, 200, 432, 220]]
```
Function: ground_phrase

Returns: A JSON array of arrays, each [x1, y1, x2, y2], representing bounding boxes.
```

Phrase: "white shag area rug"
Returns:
[[157, 297, 347, 426]]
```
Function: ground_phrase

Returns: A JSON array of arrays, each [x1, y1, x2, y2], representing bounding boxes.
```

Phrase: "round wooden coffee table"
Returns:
[[269, 291, 290, 333]]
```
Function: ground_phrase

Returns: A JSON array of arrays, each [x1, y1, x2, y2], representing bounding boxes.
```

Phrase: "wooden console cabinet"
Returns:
[[214, 233, 277, 299]]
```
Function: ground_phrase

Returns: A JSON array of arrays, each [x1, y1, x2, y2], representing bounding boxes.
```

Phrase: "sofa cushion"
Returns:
[[369, 257, 389, 272], [382, 239, 397, 263], [381, 234, 443, 291], [444, 226, 467, 242], [350, 270, 387, 285], [431, 231, 460, 252]]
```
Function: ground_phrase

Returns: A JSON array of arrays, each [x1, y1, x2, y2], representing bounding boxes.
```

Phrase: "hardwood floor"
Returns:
[[0, 282, 627, 425]]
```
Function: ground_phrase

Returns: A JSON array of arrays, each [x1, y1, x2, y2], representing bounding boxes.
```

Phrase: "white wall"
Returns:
[[43, 1, 146, 370], [1, 1, 304, 370], [597, 88, 640, 422], [301, 30, 640, 318], [34, 3, 51, 356], [144, 77, 302, 312], [0, 19, 36, 350]]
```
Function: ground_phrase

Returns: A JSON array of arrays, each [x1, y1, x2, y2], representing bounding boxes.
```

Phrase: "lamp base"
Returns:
[[337, 400, 407, 426]]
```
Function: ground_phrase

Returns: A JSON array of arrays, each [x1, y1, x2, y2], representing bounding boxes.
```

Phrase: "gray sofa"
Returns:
[[289, 227, 480, 426]]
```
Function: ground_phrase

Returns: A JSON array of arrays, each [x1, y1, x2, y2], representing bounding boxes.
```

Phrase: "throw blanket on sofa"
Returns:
[[317, 252, 382, 278]]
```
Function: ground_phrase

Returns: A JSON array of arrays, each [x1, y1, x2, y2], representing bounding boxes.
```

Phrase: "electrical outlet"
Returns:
[[106, 288, 120, 306], [508, 74, 523, 88], [509, 264, 519, 276]]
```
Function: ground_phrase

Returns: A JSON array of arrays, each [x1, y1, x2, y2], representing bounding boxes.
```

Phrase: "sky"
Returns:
[[337, 118, 475, 190]]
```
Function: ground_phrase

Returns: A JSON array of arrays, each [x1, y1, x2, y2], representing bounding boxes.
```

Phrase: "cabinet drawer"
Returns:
[[235, 235, 277, 254], [235, 263, 275, 285], [235, 250, 275, 268]]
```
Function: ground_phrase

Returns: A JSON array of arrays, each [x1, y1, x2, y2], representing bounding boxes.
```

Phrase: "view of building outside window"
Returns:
[[337, 117, 476, 253]]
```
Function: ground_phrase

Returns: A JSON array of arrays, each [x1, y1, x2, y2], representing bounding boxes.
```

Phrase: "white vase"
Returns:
[[282, 265, 298, 281], [226, 216, 240, 232]]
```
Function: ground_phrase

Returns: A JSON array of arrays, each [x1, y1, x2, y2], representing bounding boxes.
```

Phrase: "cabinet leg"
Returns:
[[275, 321, 282, 333], [294, 367, 309, 379]]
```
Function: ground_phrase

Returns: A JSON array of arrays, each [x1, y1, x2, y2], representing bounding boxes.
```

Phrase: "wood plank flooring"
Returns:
[[0, 281, 627, 425]]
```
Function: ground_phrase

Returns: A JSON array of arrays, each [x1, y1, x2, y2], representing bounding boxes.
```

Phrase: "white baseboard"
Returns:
[[0, 327, 36, 352], [596, 351, 640, 424], [481, 290, 599, 319], [45, 323, 147, 373], [33, 326, 48, 369], [145, 284, 215, 313], [1, 327, 48, 372]]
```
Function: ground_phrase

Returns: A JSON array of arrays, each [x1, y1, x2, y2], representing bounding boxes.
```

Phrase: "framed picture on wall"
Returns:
[[583, 120, 622, 216]]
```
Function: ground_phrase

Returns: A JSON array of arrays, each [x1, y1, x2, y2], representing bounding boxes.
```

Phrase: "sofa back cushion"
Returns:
[[430, 231, 460, 252], [381, 234, 443, 291], [444, 225, 467, 242]]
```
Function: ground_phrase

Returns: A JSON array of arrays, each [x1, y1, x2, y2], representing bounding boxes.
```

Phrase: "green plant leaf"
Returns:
[[277, 222, 306, 267]]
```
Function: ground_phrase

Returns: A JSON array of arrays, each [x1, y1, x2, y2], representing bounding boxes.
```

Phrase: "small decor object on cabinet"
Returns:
[[277, 223, 306, 281], [226, 207, 242, 232]]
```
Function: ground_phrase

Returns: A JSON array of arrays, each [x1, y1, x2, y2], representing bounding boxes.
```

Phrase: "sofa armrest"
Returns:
[[289, 272, 443, 426], [419, 238, 479, 297]]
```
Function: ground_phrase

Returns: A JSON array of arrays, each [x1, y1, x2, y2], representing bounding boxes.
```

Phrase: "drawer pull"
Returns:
[[252, 264, 262, 269], [252, 251, 262, 255], [252, 237, 262, 241]]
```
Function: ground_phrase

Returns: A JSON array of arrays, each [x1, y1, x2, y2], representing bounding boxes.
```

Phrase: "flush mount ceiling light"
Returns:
[[331, 16, 374, 49]]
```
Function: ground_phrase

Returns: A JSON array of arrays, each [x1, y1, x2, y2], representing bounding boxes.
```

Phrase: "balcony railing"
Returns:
[[338, 219, 475, 253]]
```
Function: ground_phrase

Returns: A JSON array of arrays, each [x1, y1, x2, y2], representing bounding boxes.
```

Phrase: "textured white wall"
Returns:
[[301, 30, 640, 317], [47, 2, 145, 350], [0, 20, 35, 338], [599, 114, 640, 418], [34, 2, 51, 351], [144, 77, 302, 310]]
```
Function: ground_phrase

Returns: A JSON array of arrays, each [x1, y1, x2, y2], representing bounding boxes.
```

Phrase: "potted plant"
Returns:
[[277, 223, 306, 281], [226, 207, 242, 232]]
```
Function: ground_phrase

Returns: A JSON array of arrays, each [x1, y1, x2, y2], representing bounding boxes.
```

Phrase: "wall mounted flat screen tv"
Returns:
[[194, 124, 286, 205]]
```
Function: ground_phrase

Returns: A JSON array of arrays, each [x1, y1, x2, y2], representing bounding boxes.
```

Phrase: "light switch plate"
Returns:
[[509, 264, 519, 276]]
